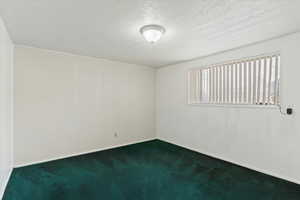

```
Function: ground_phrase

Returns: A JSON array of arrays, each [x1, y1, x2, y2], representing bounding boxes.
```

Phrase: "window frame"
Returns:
[[187, 52, 281, 109]]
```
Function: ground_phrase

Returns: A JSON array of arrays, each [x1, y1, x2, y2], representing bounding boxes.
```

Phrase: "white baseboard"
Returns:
[[15, 137, 157, 168], [0, 169, 12, 200], [158, 137, 300, 185], [14, 136, 299, 185]]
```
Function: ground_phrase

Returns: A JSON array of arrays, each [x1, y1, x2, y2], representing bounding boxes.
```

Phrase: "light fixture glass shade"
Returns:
[[140, 24, 165, 43]]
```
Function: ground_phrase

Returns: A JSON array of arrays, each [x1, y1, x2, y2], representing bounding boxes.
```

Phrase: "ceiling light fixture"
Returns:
[[140, 24, 165, 43]]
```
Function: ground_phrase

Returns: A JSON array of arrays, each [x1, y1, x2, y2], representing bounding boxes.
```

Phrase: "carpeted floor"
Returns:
[[3, 140, 300, 200]]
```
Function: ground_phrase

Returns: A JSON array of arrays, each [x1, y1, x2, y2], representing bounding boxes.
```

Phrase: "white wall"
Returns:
[[14, 46, 156, 167], [0, 17, 14, 198], [157, 32, 300, 184]]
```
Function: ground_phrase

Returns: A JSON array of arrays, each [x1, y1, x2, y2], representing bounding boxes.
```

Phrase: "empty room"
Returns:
[[1, 0, 300, 199]]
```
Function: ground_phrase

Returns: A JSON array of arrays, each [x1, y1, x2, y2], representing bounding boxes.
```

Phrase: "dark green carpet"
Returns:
[[3, 140, 300, 200]]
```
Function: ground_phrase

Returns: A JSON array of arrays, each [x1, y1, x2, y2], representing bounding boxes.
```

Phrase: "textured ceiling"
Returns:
[[1, 0, 300, 67]]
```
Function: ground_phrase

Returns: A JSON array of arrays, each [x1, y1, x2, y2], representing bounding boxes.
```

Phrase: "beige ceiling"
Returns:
[[1, 0, 300, 67]]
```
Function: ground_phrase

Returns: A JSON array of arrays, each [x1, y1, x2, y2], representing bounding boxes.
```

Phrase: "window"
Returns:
[[188, 54, 280, 106]]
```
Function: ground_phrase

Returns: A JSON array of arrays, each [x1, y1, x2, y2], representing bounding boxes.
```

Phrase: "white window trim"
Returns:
[[187, 51, 282, 109]]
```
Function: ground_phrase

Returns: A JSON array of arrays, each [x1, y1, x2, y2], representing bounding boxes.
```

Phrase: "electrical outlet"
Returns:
[[287, 108, 293, 115], [280, 105, 295, 115]]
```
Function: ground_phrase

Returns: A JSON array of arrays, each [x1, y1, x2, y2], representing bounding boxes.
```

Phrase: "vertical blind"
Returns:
[[188, 54, 280, 106]]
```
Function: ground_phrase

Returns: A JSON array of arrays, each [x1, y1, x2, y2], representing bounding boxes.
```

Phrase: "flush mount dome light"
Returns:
[[140, 24, 165, 43]]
